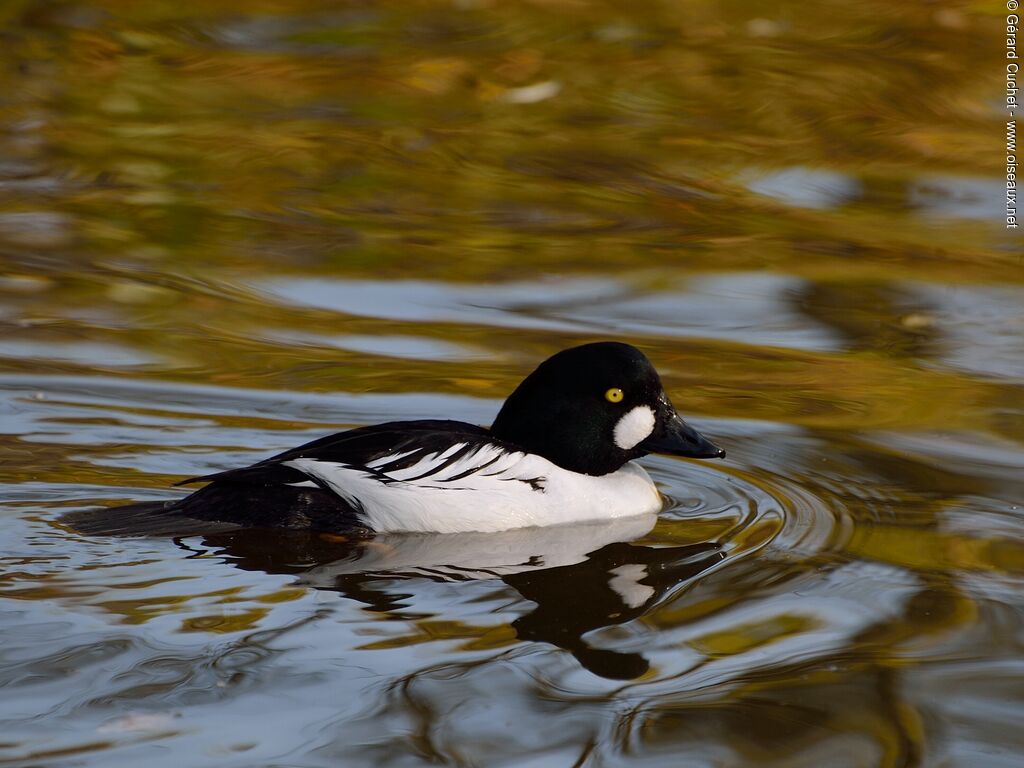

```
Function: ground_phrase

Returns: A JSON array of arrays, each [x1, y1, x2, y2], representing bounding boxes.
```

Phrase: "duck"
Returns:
[[68, 342, 725, 536]]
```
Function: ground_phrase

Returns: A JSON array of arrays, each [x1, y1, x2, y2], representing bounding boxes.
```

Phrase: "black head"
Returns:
[[490, 342, 724, 475]]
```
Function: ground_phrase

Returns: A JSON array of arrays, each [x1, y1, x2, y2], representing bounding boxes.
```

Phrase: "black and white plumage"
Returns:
[[67, 342, 725, 536]]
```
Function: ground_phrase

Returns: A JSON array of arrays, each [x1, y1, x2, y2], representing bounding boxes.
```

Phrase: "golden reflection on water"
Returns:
[[0, 0, 1022, 766]]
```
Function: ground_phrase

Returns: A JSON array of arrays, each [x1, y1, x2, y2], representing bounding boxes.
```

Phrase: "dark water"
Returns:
[[1, 2, 1022, 766]]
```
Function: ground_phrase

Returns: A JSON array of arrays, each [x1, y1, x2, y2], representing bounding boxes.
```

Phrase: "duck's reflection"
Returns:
[[191, 515, 724, 680], [503, 538, 724, 679]]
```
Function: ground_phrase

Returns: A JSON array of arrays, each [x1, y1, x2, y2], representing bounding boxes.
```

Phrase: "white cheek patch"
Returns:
[[613, 406, 656, 450]]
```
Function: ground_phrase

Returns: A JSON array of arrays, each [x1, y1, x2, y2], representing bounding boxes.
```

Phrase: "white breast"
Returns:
[[283, 443, 663, 534]]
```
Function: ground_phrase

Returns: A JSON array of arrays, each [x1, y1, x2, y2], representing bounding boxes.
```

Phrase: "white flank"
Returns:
[[613, 406, 656, 450], [283, 443, 663, 534]]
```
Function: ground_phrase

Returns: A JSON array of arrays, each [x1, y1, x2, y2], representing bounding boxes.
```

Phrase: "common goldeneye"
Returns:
[[71, 342, 724, 535]]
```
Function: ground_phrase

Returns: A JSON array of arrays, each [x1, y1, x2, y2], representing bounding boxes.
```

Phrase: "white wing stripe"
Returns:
[[363, 443, 525, 484], [372, 444, 468, 482]]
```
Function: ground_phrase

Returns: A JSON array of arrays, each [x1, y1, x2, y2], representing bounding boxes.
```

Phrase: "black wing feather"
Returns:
[[176, 420, 493, 487]]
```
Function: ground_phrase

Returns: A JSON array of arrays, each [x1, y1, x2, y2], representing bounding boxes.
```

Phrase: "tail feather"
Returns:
[[61, 500, 241, 537], [63, 482, 366, 536]]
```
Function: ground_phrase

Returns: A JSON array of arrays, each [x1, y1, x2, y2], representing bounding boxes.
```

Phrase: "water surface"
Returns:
[[1, 2, 1021, 766]]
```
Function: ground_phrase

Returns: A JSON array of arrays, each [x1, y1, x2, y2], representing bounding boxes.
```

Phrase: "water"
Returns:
[[1, 1, 1022, 766]]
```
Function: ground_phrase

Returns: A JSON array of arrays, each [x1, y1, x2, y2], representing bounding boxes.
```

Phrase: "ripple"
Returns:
[[0, 340, 159, 368], [649, 421, 853, 561], [264, 330, 484, 362], [746, 166, 862, 210], [255, 273, 845, 354]]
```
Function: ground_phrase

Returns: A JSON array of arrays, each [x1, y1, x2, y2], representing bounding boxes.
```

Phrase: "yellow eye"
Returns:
[[605, 387, 624, 403]]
